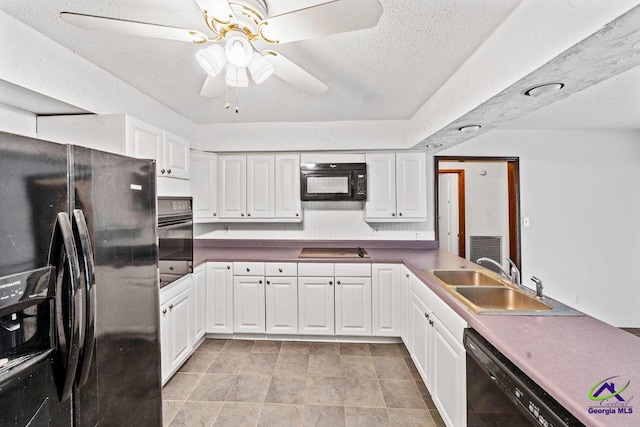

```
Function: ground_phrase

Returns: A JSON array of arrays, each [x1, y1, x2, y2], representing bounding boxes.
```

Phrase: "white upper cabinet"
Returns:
[[218, 154, 247, 219], [365, 152, 427, 222], [217, 153, 301, 222], [395, 152, 427, 220], [163, 131, 190, 180], [247, 155, 275, 219], [275, 154, 302, 219], [126, 116, 163, 166], [190, 151, 218, 221]]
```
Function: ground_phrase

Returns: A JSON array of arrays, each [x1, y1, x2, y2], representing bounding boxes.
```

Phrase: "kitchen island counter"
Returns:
[[194, 240, 640, 427]]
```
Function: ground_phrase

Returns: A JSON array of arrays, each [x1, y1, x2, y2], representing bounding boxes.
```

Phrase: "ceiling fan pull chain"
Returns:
[[223, 81, 230, 110], [235, 68, 240, 113]]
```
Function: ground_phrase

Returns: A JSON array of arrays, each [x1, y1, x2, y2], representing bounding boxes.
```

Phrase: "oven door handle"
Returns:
[[48, 212, 83, 403], [72, 209, 96, 387]]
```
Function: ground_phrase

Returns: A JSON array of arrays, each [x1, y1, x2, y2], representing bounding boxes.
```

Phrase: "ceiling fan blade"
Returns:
[[200, 74, 226, 97], [60, 12, 208, 43], [258, 0, 382, 45], [263, 51, 328, 95], [193, 0, 235, 25]]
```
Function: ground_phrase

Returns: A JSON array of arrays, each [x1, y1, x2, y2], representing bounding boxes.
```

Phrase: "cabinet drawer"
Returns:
[[265, 262, 297, 276], [298, 263, 334, 277], [335, 263, 371, 277], [233, 262, 265, 276]]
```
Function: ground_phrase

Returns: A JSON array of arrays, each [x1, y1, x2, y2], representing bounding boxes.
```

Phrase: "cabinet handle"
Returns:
[[296, 213, 299, 217], [167, 169, 172, 174], [247, 213, 251, 217], [241, 213, 245, 217], [213, 212, 217, 217], [337, 281, 341, 285], [399, 212, 403, 217], [425, 313, 430, 319], [406, 274, 410, 278], [169, 304, 174, 310], [246, 268, 250, 272], [329, 281, 333, 286], [391, 212, 395, 216], [266, 281, 270, 285], [278, 268, 282, 273], [259, 280, 263, 284], [160, 169, 166, 174], [227, 265, 230, 269], [429, 320, 434, 326], [162, 309, 167, 314]]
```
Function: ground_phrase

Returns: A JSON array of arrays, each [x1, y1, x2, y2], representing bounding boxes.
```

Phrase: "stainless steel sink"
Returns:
[[430, 269, 508, 287], [452, 286, 552, 312]]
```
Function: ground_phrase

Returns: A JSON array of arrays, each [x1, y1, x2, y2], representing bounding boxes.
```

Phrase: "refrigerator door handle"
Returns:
[[72, 209, 96, 387], [48, 212, 84, 403]]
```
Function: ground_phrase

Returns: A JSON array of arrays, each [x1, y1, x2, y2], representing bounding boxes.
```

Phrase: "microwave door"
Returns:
[[304, 174, 352, 200]]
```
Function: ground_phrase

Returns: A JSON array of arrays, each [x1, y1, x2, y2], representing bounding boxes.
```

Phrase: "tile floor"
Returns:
[[163, 339, 446, 427]]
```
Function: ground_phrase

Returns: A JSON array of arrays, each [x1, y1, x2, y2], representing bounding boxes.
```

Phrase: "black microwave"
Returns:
[[300, 163, 367, 201]]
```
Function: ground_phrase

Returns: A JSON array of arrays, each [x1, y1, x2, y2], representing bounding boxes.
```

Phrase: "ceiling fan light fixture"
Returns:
[[248, 52, 274, 84], [225, 35, 252, 67], [226, 65, 249, 87], [196, 44, 227, 77]]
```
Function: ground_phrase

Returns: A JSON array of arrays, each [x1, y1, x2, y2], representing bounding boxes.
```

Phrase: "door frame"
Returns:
[[434, 156, 522, 270], [438, 169, 466, 258]]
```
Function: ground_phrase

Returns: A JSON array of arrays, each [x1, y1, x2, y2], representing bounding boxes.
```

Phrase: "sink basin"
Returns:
[[430, 269, 508, 287], [452, 286, 552, 312]]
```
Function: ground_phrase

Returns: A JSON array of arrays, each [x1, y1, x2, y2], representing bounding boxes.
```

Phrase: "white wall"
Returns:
[[440, 161, 509, 263], [195, 201, 434, 241], [0, 103, 36, 137], [441, 129, 640, 327]]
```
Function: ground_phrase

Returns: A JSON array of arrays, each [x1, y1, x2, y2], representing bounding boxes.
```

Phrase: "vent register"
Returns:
[[470, 236, 502, 273]]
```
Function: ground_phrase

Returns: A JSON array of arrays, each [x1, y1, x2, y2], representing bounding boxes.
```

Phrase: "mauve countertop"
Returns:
[[194, 240, 640, 427]]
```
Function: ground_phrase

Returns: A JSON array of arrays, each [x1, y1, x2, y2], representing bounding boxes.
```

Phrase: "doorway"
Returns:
[[434, 156, 521, 270]]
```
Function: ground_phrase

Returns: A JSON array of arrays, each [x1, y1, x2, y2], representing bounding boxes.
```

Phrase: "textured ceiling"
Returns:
[[0, 0, 522, 124]]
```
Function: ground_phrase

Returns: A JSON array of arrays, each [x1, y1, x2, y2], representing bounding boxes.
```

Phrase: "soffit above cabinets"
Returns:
[[0, 79, 88, 115]]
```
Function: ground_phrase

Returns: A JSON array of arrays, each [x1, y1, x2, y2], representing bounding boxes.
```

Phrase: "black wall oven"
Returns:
[[158, 197, 193, 288]]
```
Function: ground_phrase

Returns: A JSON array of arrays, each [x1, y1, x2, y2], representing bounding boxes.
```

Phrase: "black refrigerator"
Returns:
[[0, 131, 162, 426]]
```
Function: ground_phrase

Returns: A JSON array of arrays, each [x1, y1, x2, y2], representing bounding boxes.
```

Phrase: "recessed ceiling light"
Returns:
[[523, 82, 565, 97], [458, 125, 482, 133]]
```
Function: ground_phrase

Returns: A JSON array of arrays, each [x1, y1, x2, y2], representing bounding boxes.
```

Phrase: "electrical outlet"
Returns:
[[522, 217, 530, 227], [414, 232, 420, 240], [223, 225, 230, 235], [370, 225, 380, 237], [574, 294, 581, 305]]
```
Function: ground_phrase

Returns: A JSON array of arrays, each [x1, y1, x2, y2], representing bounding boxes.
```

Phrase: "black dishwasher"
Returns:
[[465, 329, 584, 427]]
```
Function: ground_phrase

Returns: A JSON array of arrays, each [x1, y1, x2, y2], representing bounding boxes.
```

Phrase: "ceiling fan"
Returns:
[[60, 0, 383, 110]]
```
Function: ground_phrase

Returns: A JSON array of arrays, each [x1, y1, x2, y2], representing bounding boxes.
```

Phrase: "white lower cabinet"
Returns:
[[160, 275, 193, 384], [298, 277, 335, 335], [372, 264, 401, 337], [205, 262, 234, 334], [265, 276, 298, 334], [233, 276, 266, 333], [432, 316, 466, 427], [192, 265, 206, 344], [400, 265, 411, 346], [335, 276, 371, 336], [410, 291, 432, 388]]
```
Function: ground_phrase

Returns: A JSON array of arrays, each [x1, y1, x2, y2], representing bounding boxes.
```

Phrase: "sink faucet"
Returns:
[[530, 276, 544, 299], [476, 257, 522, 287]]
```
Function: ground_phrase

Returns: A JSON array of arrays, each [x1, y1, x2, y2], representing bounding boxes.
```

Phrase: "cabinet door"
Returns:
[[218, 155, 247, 218], [410, 292, 431, 388], [275, 154, 302, 220], [190, 152, 218, 220], [372, 264, 400, 337], [432, 316, 466, 427], [169, 288, 192, 374], [396, 152, 427, 220], [365, 153, 397, 220], [160, 301, 171, 382], [400, 266, 411, 346], [265, 277, 298, 335], [335, 277, 372, 336], [247, 155, 275, 218], [298, 277, 334, 335], [192, 265, 206, 343], [206, 263, 233, 334], [125, 116, 163, 175], [164, 131, 190, 180], [233, 276, 266, 333]]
